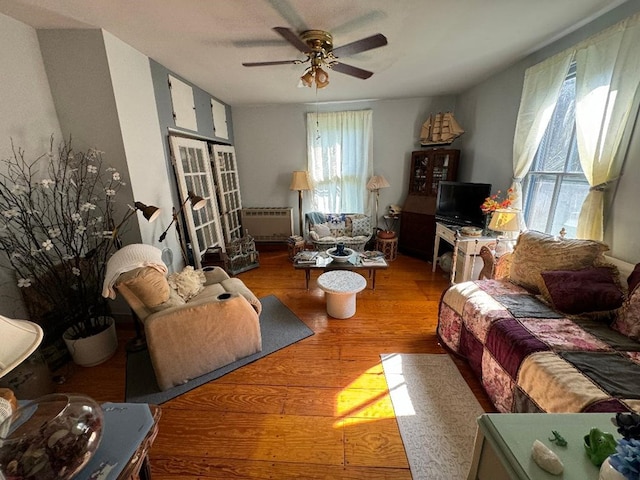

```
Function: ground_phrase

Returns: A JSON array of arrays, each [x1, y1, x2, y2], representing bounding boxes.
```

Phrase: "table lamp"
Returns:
[[290, 171, 311, 236], [0, 316, 44, 422], [488, 208, 522, 255], [366, 175, 390, 232]]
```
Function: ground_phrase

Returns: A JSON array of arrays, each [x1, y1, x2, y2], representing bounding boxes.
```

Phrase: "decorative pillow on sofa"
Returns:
[[312, 223, 331, 238], [627, 263, 640, 295], [612, 286, 640, 340], [509, 230, 609, 293], [168, 266, 206, 301], [539, 267, 624, 314], [349, 214, 371, 237]]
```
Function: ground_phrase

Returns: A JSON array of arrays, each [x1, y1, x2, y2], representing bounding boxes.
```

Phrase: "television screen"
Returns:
[[436, 181, 492, 228]]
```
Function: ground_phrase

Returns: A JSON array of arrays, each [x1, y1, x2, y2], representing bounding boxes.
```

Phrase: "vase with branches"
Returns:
[[0, 136, 134, 347]]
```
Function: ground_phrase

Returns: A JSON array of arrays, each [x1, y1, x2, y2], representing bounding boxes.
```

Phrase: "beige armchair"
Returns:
[[103, 244, 262, 390]]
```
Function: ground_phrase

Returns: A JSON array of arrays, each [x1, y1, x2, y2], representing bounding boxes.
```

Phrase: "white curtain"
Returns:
[[306, 110, 373, 213], [511, 50, 574, 211], [574, 13, 640, 240]]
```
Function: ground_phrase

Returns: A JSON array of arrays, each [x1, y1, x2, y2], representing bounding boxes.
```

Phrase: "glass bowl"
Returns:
[[0, 393, 103, 480]]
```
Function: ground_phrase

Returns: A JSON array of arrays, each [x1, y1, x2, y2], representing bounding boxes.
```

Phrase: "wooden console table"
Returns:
[[432, 222, 496, 284]]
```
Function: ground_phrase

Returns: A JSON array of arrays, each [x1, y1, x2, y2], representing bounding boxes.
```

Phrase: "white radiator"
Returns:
[[241, 207, 293, 242]]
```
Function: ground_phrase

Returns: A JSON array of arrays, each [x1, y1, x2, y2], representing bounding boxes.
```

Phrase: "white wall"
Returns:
[[232, 96, 458, 232], [103, 31, 182, 272], [0, 13, 62, 318], [456, 0, 640, 262]]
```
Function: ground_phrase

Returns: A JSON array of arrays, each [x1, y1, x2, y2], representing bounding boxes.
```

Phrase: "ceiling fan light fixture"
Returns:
[[300, 69, 314, 88], [315, 67, 329, 88]]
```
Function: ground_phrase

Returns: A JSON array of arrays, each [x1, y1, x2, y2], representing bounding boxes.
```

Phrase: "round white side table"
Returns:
[[317, 270, 367, 319]]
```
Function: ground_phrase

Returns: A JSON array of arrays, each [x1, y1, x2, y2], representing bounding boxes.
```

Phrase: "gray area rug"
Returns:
[[125, 295, 314, 404], [381, 353, 484, 480]]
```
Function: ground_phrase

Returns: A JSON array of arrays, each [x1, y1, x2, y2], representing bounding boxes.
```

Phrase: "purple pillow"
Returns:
[[540, 267, 624, 314], [627, 263, 640, 295]]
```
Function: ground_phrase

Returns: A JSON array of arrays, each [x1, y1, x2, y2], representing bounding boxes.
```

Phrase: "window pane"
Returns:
[[551, 179, 590, 238], [524, 174, 556, 232], [532, 76, 576, 172]]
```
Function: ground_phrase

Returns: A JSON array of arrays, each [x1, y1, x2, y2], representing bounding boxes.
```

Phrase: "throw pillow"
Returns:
[[312, 222, 331, 238], [326, 214, 346, 230], [612, 286, 640, 340], [539, 267, 624, 315], [350, 215, 371, 237], [627, 263, 640, 295], [509, 230, 609, 293], [149, 289, 186, 313], [117, 267, 170, 308], [168, 266, 206, 301]]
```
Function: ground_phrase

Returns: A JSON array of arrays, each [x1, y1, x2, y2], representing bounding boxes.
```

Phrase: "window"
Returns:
[[306, 110, 372, 213], [523, 66, 589, 237]]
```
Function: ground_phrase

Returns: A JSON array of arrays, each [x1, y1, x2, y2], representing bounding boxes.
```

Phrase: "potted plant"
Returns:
[[0, 136, 136, 367]]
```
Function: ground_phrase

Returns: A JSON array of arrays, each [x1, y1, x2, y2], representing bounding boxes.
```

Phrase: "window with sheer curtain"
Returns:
[[512, 12, 640, 240], [523, 65, 590, 237], [306, 110, 373, 213]]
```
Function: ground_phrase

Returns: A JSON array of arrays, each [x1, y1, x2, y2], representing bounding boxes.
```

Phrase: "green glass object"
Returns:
[[583, 427, 617, 466]]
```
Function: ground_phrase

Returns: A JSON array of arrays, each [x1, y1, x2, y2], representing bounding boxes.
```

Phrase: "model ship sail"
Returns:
[[420, 112, 465, 146]]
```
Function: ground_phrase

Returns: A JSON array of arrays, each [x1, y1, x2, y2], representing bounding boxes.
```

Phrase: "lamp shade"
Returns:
[[187, 191, 206, 210], [134, 202, 161, 223], [488, 209, 521, 232], [0, 316, 43, 378], [290, 171, 311, 191], [366, 175, 390, 191]]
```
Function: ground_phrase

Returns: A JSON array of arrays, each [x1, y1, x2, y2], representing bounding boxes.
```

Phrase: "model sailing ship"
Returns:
[[419, 111, 465, 146]]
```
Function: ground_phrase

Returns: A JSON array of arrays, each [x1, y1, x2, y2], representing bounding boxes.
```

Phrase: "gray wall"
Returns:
[[232, 96, 458, 231], [0, 13, 63, 319], [455, 0, 640, 263]]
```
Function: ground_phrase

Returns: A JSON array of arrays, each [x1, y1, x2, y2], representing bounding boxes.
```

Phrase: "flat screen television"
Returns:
[[436, 181, 492, 228]]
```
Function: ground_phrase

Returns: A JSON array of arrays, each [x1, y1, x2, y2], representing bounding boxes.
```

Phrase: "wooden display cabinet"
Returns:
[[399, 148, 459, 260]]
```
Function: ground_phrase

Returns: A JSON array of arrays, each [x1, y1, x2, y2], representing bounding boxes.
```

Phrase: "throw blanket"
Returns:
[[102, 244, 168, 299], [437, 280, 640, 413]]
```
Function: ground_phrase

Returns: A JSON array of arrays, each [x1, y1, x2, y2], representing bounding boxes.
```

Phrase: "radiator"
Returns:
[[240, 207, 293, 242]]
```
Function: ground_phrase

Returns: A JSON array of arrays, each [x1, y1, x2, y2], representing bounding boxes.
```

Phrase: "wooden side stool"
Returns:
[[376, 236, 398, 261]]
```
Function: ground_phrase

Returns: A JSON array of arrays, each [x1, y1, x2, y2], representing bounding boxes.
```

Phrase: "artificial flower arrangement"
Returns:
[[608, 413, 640, 478], [480, 188, 515, 214], [0, 136, 131, 341]]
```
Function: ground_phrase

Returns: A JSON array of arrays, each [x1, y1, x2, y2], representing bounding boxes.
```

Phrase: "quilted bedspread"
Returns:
[[437, 279, 640, 413]]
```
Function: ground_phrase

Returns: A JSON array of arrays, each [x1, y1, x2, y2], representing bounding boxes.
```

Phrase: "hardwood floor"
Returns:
[[55, 246, 495, 479]]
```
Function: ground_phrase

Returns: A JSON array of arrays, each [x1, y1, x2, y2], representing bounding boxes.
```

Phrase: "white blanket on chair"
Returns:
[[102, 244, 168, 299]]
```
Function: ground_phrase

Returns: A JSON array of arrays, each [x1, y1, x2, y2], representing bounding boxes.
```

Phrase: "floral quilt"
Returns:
[[437, 279, 640, 413]]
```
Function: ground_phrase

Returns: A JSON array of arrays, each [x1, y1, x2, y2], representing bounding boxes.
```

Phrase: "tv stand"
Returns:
[[433, 222, 496, 284]]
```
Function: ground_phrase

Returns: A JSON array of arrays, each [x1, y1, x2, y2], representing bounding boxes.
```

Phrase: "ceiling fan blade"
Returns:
[[332, 33, 387, 58], [330, 62, 374, 80], [242, 60, 300, 67], [273, 26, 309, 53]]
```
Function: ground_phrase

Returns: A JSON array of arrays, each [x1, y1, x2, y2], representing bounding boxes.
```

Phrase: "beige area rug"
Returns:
[[381, 353, 485, 480]]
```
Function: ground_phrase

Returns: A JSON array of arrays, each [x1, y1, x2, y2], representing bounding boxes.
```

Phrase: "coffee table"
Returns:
[[293, 253, 388, 290]]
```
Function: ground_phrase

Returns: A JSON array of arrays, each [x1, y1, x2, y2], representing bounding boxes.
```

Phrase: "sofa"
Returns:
[[437, 230, 640, 414], [104, 244, 262, 391], [306, 212, 372, 252]]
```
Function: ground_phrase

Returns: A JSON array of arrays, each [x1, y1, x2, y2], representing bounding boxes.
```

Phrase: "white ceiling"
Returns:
[[0, 0, 629, 106]]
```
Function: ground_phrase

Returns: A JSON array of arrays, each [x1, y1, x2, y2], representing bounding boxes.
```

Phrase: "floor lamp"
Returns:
[[290, 171, 311, 236], [366, 175, 390, 233]]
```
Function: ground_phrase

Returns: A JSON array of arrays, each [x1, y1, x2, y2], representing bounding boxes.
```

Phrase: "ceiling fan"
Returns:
[[242, 27, 387, 89]]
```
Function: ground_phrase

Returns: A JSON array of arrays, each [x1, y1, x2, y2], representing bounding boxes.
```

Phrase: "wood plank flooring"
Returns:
[[54, 246, 496, 479]]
